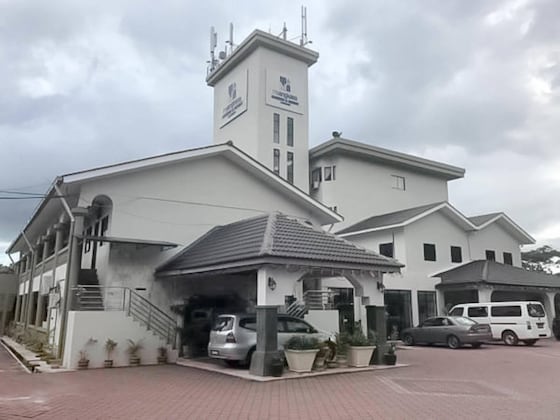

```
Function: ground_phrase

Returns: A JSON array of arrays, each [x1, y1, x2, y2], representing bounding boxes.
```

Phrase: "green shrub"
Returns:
[[284, 335, 320, 350], [346, 328, 375, 347]]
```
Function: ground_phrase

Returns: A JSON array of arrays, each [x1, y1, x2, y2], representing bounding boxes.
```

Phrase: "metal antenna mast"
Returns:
[[300, 6, 308, 46]]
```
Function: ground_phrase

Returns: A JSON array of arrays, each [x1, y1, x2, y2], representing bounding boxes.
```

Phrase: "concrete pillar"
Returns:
[[345, 272, 384, 335], [478, 287, 493, 303], [67, 207, 88, 311], [14, 294, 22, 323], [249, 305, 280, 377], [25, 249, 39, 326], [366, 305, 387, 364], [544, 292, 556, 326], [436, 289, 446, 315]]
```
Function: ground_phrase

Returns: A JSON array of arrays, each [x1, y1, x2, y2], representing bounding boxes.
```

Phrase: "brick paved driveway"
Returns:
[[1, 339, 560, 419]]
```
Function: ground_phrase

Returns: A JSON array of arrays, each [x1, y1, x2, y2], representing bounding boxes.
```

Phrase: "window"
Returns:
[[287, 152, 294, 184], [239, 317, 257, 331], [311, 167, 322, 189], [485, 250, 496, 261], [423, 243, 436, 261], [418, 291, 437, 323], [273, 113, 280, 143], [324, 165, 336, 181], [273, 149, 280, 175], [467, 306, 488, 318], [379, 243, 394, 258], [503, 252, 513, 265], [491, 305, 522, 317], [212, 316, 234, 332], [449, 307, 463, 316], [287, 117, 294, 146], [392, 175, 406, 190], [284, 319, 314, 333], [450, 246, 462, 263], [527, 303, 545, 318]]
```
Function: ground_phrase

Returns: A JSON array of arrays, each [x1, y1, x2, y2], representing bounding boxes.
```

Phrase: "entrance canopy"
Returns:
[[156, 212, 402, 278]]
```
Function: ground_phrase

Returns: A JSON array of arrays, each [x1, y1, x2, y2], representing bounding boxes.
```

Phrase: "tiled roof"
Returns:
[[435, 260, 560, 289], [468, 213, 501, 226], [336, 202, 444, 235], [157, 212, 402, 275]]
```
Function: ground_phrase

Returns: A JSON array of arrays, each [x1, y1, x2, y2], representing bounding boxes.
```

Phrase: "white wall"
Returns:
[[469, 223, 522, 266], [304, 310, 339, 336], [311, 154, 450, 229], [63, 311, 176, 369]]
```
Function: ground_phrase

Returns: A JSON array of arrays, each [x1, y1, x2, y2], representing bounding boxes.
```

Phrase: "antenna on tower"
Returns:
[[300, 6, 309, 46], [225, 22, 235, 54], [281, 22, 287, 40], [208, 26, 218, 72]]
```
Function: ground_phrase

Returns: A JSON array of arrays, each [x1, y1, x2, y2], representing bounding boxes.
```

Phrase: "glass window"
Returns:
[[491, 305, 522, 317], [392, 175, 406, 190], [449, 307, 463, 316], [418, 291, 437, 323], [485, 250, 496, 261], [287, 117, 294, 146], [285, 319, 313, 333], [527, 303, 545, 318], [212, 316, 234, 331], [423, 243, 436, 261], [311, 168, 322, 189], [450, 246, 462, 263], [273, 149, 280, 175], [239, 317, 257, 331], [273, 113, 280, 143], [467, 306, 488, 318], [324, 166, 332, 181], [379, 243, 394, 258], [503, 252, 513, 265], [287, 152, 294, 184], [332, 165, 336, 180]]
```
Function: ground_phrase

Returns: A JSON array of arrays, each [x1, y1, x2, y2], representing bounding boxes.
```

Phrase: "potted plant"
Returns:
[[284, 336, 320, 373], [347, 328, 376, 368], [383, 342, 397, 365], [77, 337, 96, 370], [157, 346, 168, 364], [77, 350, 89, 370], [127, 339, 143, 366], [104, 339, 118, 368]]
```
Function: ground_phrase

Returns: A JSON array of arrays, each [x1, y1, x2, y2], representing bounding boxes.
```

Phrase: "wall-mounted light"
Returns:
[[376, 281, 385, 293], [268, 277, 277, 291]]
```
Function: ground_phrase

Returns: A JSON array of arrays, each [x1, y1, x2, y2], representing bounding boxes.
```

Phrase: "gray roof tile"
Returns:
[[157, 212, 402, 274]]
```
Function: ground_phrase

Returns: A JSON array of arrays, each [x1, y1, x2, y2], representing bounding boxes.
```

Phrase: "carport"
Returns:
[[156, 212, 402, 376], [435, 260, 560, 324]]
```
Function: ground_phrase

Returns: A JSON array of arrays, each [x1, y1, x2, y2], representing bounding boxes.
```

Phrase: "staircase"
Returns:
[[71, 285, 177, 348], [286, 290, 338, 319], [75, 269, 103, 310]]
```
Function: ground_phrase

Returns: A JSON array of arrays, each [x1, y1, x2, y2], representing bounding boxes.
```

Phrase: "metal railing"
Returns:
[[72, 285, 177, 348]]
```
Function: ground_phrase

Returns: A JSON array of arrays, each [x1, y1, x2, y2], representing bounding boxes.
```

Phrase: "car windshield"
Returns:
[[211, 316, 234, 332], [527, 303, 545, 318], [451, 317, 476, 326]]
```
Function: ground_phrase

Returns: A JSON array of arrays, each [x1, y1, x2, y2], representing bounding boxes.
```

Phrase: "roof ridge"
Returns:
[[260, 212, 277, 256]]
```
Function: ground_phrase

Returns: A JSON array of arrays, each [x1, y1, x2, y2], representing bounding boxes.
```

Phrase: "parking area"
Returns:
[[1, 339, 560, 419]]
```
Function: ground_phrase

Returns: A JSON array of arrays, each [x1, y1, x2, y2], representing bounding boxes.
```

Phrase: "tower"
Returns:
[[206, 28, 318, 192]]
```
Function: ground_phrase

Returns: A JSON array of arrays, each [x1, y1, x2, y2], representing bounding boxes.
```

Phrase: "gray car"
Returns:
[[401, 316, 492, 349], [208, 314, 331, 366]]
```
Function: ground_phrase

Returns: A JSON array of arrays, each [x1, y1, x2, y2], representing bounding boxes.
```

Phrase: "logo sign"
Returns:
[[271, 75, 299, 107], [222, 81, 244, 121]]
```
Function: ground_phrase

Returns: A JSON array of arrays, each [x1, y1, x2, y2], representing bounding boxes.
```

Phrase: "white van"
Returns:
[[448, 301, 551, 346]]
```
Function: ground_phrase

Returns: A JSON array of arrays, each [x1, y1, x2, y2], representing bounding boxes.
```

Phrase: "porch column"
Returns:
[[25, 249, 39, 326], [478, 286, 492, 303], [344, 272, 383, 335], [436, 289, 446, 315], [544, 292, 556, 326], [67, 207, 88, 311], [366, 305, 387, 364], [14, 294, 21, 323]]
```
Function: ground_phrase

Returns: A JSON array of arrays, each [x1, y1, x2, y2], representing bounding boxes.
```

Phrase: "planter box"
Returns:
[[347, 346, 375, 368], [284, 349, 319, 373]]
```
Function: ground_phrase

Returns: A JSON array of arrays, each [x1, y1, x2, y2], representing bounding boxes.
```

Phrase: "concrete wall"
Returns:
[[311, 154, 449, 229], [304, 310, 339, 336], [63, 311, 176, 369], [469, 222, 522, 267], [213, 47, 311, 191]]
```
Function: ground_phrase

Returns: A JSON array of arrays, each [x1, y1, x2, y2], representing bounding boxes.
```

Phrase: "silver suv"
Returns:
[[208, 314, 331, 366]]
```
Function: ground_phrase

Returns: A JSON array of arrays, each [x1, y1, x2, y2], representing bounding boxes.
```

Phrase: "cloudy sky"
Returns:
[[1, 0, 559, 264]]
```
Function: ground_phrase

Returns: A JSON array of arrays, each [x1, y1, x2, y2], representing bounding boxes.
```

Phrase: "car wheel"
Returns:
[[523, 339, 537, 346], [472, 343, 482, 349], [402, 334, 414, 346], [502, 330, 518, 346], [244, 347, 256, 367], [447, 335, 461, 349]]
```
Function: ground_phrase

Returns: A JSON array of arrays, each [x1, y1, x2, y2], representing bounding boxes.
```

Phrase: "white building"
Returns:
[[4, 27, 558, 372]]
